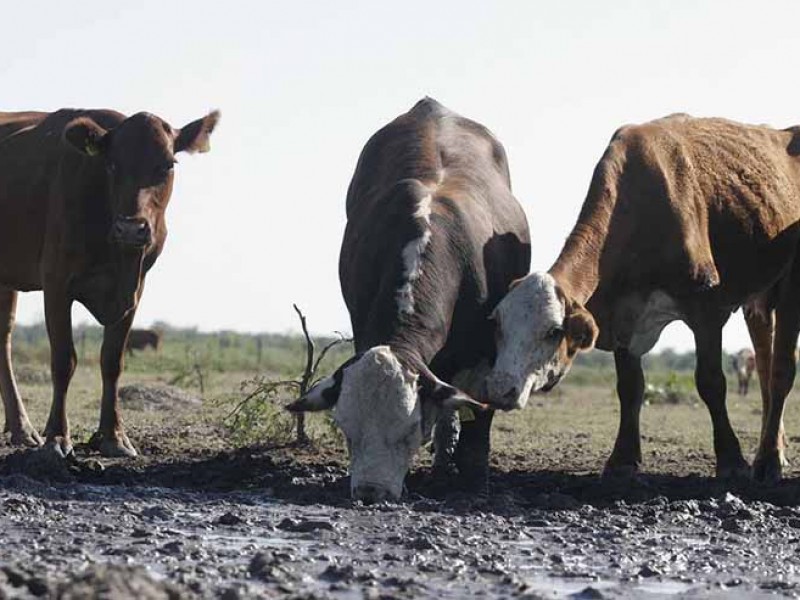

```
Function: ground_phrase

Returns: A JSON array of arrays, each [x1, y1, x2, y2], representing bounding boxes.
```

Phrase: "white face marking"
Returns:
[[332, 346, 422, 500], [487, 272, 566, 409], [396, 195, 433, 316]]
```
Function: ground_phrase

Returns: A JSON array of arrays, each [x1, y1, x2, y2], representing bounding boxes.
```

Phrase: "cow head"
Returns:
[[287, 346, 484, 503], [64, 110, 219, 249], [486, 271, 598, 409]]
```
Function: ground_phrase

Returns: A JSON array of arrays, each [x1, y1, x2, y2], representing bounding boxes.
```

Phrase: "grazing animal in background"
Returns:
[[288, 97, 531, 502], [731, 348, 756, 396], [487, 114, 800, 483], [125, 328, 163, 356], [0, 107, 219, 457]]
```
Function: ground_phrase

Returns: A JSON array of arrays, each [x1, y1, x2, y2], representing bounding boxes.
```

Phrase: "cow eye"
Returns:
[[546, 326, 564, 341]]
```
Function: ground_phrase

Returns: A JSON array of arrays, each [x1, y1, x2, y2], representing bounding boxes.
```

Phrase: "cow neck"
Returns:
[[548, 156, 623, 306]]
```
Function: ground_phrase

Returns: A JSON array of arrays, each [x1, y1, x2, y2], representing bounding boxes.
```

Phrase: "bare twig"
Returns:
[[311, 333, 353, 381], [224, 379, 300, 422], [226, 305, 352, 447], [293, 304, 316, 395], [292, 303, 315, 444]]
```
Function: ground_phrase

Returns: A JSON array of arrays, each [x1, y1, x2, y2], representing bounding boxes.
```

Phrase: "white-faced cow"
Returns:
[[487, 114, 800, 483], [289, 98, 530, 502], [0, 108, 218, 457]]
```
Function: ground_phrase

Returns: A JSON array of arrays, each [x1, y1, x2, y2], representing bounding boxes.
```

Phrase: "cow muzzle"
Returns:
[[484, 372, 525, 410], [111, 217, 152, 247], [352, 483, 394, 504]]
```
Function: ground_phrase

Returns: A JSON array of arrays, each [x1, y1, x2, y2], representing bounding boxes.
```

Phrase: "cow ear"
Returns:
[[417, 365, 487, 441], [286, 374, 341, 412], [565, 305, 598, 353], [174, 110, 220, 154], [416, 363, 487, 412], [64, 118, 109, 157]]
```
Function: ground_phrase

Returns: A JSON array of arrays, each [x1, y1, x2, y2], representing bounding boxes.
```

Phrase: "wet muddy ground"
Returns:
[[2, 376, 800, 598]]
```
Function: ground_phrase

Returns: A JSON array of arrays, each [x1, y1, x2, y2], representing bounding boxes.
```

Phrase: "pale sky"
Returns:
[[3, 0, 799, 352]]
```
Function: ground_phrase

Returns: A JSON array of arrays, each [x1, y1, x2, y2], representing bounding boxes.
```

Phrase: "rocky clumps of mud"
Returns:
[[0, 466, 800, 598], [119, 384, 202, 412]]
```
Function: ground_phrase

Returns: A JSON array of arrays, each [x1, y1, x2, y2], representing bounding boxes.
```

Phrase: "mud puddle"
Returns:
[[2, 443, 800, 598]]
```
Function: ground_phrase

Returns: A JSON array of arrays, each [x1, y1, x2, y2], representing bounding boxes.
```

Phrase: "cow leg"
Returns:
[[454, 408, 495, 495], [0, 289, 42, 447], [432, 407, 460, 475], [43, 292, 76, 457], [743, 307, 786, 459], [693, 323, 749, 478], [753, 299, 800, 483], [89, 309, 137, 457], [603, 348, 644, 478]]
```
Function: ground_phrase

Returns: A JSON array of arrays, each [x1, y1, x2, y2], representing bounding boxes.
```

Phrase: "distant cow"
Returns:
[[288, 98, 530, 502], [488, 114, 800, 483], [126, 329, 163, 356], [731, 349, 756, 396], [0, 108, 218, 457]]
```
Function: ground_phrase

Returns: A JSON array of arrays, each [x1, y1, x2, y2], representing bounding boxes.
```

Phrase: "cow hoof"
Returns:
[[601, 462, 640, 480], [42, 436, 74, 458], [89, 431, 138, 458], [8, 426, 44, 448], [752, 453, 783, 484]]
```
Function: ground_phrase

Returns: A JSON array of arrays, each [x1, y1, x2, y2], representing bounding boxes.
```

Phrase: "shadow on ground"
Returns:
[[3, 439, 799, 511]]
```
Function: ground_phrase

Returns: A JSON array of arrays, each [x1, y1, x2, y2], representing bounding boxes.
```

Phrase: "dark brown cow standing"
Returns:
[[0, 108, 218, 457], [289, 98, 531, 502], [125, 328, 163, 355]]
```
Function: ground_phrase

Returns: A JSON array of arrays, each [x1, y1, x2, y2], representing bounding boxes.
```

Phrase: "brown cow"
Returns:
[[125, 329, 163, 356], [486, 114, 800, 483], [0, 108, 218, 457], [731, 348, 756, 396]]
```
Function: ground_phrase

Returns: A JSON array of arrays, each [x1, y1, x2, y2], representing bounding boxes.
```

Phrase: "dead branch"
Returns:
[[292, 303, 315, 444], [311, 332, 353, 382], [224, 379, 300, 422]]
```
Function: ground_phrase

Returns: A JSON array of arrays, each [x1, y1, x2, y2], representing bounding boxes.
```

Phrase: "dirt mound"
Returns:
[[56, 564, 189, 599], [1, 448, 104, 482], [119, 384, 202, 411]]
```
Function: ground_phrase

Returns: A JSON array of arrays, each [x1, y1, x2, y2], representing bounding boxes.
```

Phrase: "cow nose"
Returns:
[[486, 373, 518, 408], [112, 217, 151, 247], [353, 483, 390, 505]]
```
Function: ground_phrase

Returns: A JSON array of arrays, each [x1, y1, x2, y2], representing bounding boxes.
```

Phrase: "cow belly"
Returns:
[[626, 291, 684, 356], [0, 262, 41, 291]]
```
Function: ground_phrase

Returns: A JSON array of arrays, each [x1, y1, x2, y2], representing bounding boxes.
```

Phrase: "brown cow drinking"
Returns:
[[0, 108, 219, 457]]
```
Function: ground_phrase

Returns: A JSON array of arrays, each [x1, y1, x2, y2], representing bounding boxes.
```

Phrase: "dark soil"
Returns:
[[1, 421, 800, 599]]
